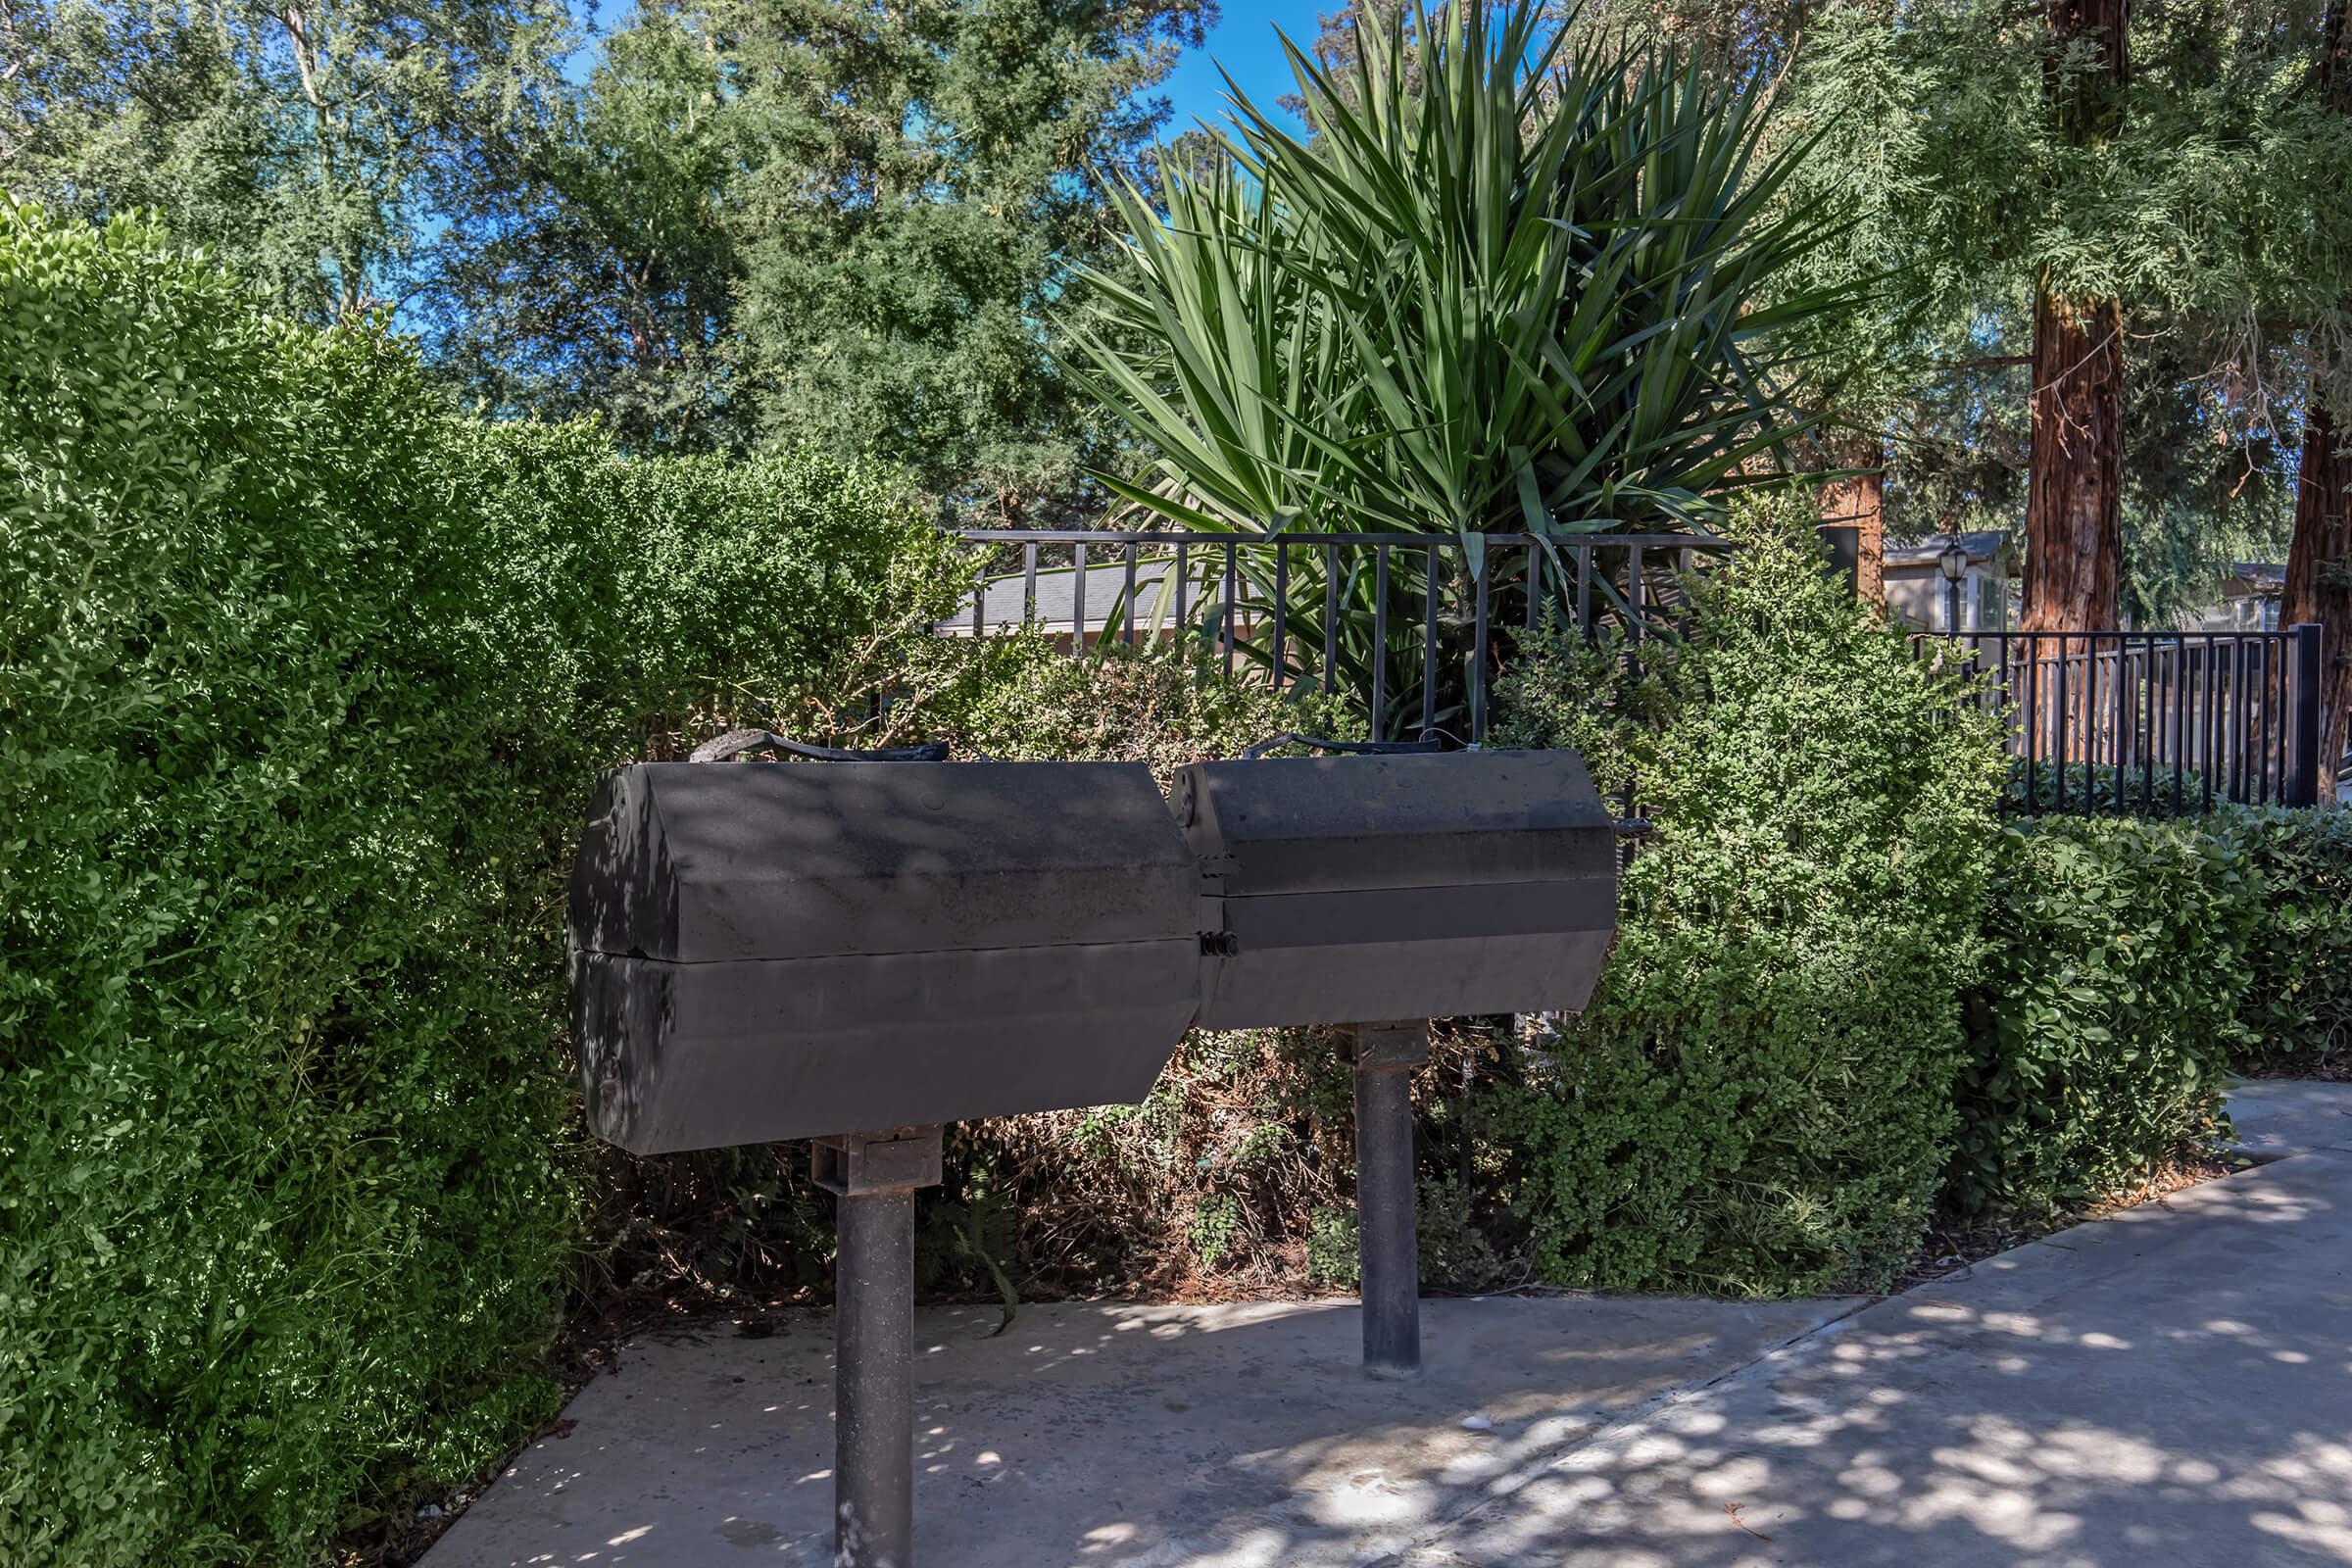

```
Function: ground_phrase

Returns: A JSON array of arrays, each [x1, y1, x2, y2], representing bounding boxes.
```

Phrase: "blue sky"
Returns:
[[1158, 5, 1331, 136]]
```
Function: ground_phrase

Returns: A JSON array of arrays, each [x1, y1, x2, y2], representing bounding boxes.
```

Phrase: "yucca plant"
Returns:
[[1062, 0, 1845, 728]]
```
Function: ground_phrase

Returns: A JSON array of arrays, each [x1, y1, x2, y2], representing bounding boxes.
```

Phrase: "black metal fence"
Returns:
[[947, 528, 1736, 743], [1914, 627, 2327, 811], [946, 529, 2328, 812]]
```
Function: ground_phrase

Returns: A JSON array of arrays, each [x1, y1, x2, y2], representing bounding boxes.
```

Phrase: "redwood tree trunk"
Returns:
[[2023, 0, 2130, 634], [2286, 407, 2352, 801], [1818, 439, 1886, 607], [2021, 285, 2125, 632], [2282, 3, 2352, 800]]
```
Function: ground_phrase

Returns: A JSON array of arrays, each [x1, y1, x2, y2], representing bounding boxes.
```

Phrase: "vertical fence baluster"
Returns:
[[2172, 635, 2186, 811], [1174, 541, 1189, 641], [1222, 542, 1238, 674], [2112, 633, 2127, 811], [1526, 542, 1544, 633], [2022, 638, 2038, 812], [1071, 542, 1087, 660], [1271, 543, 1289, 693], [1421, 545, 1440, 738], [2056, 641, 2072, 811], [1628, 544, 1646, 642], [1473, 547, 1493, 745], [2228, 640, 2244, 804], [2191, 639, 2211, 808], [1576, 544, 1592, 634], [1371, 546, 1391, 742], [1323, 544, 1340, 695], [1022, 540, 1039, 626], [1123, 541, 1140, 648]]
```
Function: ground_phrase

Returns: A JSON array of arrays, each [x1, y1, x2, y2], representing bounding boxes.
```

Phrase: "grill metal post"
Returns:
[[815, 1127, 944, 1568], [1348, 1020, 1426, 1378]]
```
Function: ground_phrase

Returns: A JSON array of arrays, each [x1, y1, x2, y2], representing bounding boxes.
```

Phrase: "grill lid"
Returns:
[[1177, 749, 1617, 897], [568, 760, 1198, 963]]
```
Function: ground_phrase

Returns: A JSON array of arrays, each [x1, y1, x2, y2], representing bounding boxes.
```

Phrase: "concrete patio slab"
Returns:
[[1392, 1081, 2352, 1567], [423, 1081, 2352, 1568], [421, 1294, 1854, 1568]]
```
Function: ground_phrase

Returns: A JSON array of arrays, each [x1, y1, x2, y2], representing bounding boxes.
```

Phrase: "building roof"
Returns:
[[936, 558, 1180, 635]]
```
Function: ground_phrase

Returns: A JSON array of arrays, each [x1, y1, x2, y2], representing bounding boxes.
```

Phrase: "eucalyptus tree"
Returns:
[[0, 0, 574, 321]]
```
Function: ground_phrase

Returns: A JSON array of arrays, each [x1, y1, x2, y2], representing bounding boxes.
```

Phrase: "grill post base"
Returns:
[[816, 1127, 944, 1568], [1348, 1021, 1427, 1378]]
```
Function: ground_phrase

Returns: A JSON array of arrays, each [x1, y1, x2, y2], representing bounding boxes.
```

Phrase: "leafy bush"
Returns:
[[2228, 807, 2352, 1070], [1949, 815, 2263, 1215], [0, 206, 958, 1566], [1488, 506, 2008, 1295], [0, 206, 573, 1565]]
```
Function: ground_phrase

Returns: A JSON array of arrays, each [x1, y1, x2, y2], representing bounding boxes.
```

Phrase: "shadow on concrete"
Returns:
[[422, 1292, 1848, 1567], [427, 1099, 2352, 1568], [1412, 1148, 2352, 1568]]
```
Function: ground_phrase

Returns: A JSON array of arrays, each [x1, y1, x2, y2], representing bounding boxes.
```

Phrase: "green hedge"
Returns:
[[0, 206, 956, 1566], [1489, 507, 2008, 1295], [1948, 815, 2262, 1215], [2231, 807, 2352, 1070]]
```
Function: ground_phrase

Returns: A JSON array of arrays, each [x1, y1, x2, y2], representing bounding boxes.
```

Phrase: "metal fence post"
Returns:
[[2289, 622, 2325, 808]]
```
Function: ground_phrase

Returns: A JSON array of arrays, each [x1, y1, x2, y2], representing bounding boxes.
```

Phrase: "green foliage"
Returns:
[[0, 204, 572, 1566], [1305, 1207, 1362, 1288], [1490, 504, 2008, 1294], [0, 205, 959, 1566], [2226, 807, 2352, 1072], [904, 633, 1360, 785], [1068, 0, 1838, 542], [427, 0, 1211, 512], [1950, 814, 2264, 1216], [3, 0, 576, 319]]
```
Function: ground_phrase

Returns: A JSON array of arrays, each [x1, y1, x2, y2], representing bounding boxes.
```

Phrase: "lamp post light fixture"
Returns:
[[1936, 535, 1970, 632]]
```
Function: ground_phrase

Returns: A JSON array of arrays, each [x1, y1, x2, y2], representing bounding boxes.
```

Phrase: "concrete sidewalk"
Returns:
[[424, 1082, 2352, 1568]]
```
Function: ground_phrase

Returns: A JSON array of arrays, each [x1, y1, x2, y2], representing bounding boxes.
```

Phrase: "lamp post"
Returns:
[[1937, 535, 1970, 633]]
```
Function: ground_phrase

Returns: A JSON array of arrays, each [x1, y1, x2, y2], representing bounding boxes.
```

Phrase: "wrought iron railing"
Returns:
[[946, 528, 1738, 744], [1914, 627, 2327, 812]]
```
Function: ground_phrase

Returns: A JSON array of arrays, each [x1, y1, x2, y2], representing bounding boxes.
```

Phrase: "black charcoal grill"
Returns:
[[564, 726, 1624, 1564]]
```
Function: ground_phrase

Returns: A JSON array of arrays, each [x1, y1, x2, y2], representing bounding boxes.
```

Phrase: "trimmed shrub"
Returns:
[[2229, 806, 2352, 1070], [1488, 505, 2008, 1295], [0, 206, 574, 1565], [1949, 815, 2263, 1215], [0, 207, 958, 1566]]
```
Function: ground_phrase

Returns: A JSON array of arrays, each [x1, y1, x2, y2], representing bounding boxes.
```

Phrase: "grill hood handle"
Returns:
[[1239, 731, 1446, 760], [689, 729, 951, 764]]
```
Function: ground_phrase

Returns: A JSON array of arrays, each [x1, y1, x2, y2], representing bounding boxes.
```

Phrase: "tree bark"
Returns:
[[2284, 407, 2351, 799], [2021, 284, 2125, 632], [2023, 0, 2129, 634], [1816, 439, 1885, 607], [2283, 2, 2350, 800]]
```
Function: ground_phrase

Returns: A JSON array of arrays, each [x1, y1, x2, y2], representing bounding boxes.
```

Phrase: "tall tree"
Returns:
[[2021, 0, 2131, 633], [1, 0, 573, 321], [2283, 0, 2352, 792], [426, 0, 1212, 513], [426, 11, 743, 450]]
